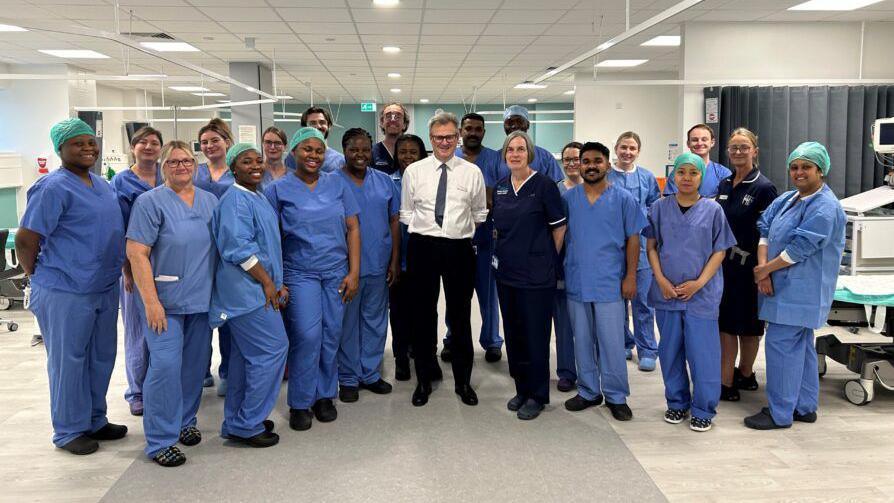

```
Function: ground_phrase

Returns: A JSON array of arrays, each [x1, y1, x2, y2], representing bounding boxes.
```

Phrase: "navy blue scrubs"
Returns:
[[372, 141, 397, 175], [492, 171, 566, 405]]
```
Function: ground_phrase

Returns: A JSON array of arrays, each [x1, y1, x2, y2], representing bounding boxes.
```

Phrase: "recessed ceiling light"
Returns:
[[595, 59, 648, 68], [387, 72, 401, 79], [641, 35, 680, 47], [419, 98, 429, 103], [515, 82, 547, 89], [390, 88, 401, 93], [217, 100, 231, 103], [0, 24, 28, 32], [382, 46, 401, 54], [169, 86, 210, 92], [789, 0, 882, 10], [140, 41, 200, 52], [126, 74, 168, 78], [373, 0, 399, 6], [527, 98, 538, 103], [38, 49, 109, 59], [563, 89, 575, 95], [192, 92, 226, 97]]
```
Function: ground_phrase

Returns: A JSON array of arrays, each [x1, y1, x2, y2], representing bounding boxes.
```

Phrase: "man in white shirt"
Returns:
[[400, 111, 488, 407]]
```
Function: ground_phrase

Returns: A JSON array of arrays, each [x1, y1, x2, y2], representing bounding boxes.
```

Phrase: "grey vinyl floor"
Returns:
[[2, 297, 894, 502]]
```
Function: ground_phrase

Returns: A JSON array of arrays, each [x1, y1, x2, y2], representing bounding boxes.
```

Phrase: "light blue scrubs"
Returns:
[[211, 184, 288, 438], [644, 196, 736, 420], [260, 164, 294, 190], [563, 184, 646, 404], [607, 166, 661, 360], [22, 168, 125, 448], [127, 185, 217, 457], [111, 168, 162, 407], [265, 172, 360, 410], [336, 168, 399, 387], [554, 180, 575, 382], [663, 160, 731, 198], [758, 186, 845, 426], [193, 162, 234, 381], [497, 145, 564, 183], [285, 148, 344, 174]]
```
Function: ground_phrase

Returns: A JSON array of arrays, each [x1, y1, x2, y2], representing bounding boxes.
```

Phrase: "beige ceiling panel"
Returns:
[[491, 9, 565, 24], [354, 22, 419, 35], [349, 8, 423, 23], [288, 22, 358, 34], [275, 8, 352, 23], [219, 22, 295, 34], [197, 7, 281, 22], [421, 23, 484, 35]]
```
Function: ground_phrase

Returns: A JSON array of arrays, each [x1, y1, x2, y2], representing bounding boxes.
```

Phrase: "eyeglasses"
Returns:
[[431, 134, 457, 144], [727, 145, 753, 153], [164, 159, 195, 168], [263, 140, 285, 148], [562, 158, 580, 165], [384, 112, 404, 120]]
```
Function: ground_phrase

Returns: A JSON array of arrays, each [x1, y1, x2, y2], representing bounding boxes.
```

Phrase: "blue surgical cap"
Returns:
[[226, 142, 260, 169], [50, 118, 95, 153], [289, 127, 326, 152], [673, 152, 706, 188], [787, 141, 831, 176], [503, 105, 529, 122]]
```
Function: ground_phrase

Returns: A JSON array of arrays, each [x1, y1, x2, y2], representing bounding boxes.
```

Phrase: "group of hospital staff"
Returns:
[[14, 101, 845, 467]]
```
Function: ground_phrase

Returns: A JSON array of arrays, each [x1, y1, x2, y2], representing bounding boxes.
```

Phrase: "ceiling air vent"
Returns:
[[122, 32, 175, 40]]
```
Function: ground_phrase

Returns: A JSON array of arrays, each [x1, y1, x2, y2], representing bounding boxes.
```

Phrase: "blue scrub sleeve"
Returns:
[[263, 184, 280, 216], [623, 193, 648, 237], [645, 175, 661, 207], [711, 205, 737, 253], [542, 179, 566, 228], [216, 196, 262, 266], [757, 192, 789, 238], [342, 181, 360, 218], [125, 193, 161, 247], [388, 178, 400, 217], [781, 206, 837, 263], [21, 181, 64, 238], [643, 203, 660, 241]]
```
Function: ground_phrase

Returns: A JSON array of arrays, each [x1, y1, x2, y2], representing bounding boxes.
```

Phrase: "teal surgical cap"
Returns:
[[787, 141, 831, 176], [503, 105, 529, 122], [226, 142, 260, 169], [289, 127, 326, 152], [673, 152, 706, 188], [50, 118, 95, 153]]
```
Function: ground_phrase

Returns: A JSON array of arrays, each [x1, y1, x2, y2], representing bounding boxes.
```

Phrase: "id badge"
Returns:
[[491, 255, 499, 270]]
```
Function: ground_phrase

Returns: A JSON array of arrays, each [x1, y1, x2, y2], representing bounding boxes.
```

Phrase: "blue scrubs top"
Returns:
[[607, 166, 661, 271], [337, 168, 399, 277], [456, 146, 501, 188], [643, 196, 736, 319], [194, 162, 235, 199], [126, 186, 218, 314], [757, 185, 846, 329], [210, 183, 283, 327], [260, 165, 295, 191], [390, 170, 410, 272], [264, 172, 360, 274], [563, 183, 646, 303], [493, 171, 566, 289], [663, 160, 731, 198], [110, 167, 162, 226], [372, 141, 397, 175], [21, 168, 125, 294], [498, 145, 564, 184], [284, 148, 343, 174]]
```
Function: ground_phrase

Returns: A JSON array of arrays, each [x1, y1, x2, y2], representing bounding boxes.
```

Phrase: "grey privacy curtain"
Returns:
[[706, 85, 893, 197]]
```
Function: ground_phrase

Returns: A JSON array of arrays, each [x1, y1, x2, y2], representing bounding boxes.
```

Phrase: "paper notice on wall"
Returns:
[[705, 98, 719, 124], [238, 125, 257, 144]]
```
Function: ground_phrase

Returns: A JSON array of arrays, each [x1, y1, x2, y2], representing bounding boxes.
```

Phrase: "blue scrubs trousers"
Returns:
[[656, 310, 720, 420], [142, 312, 212, 457], [221, 306, 288, 438], [338, 274, 389, 387], [567, 299, 629, 404], [284, 268, 346, 409], [121, 280, 147, 405], [623, 267, 658, 360], [553, 288, 576, 382], [31, 285, 118, 448], [764, 323, 818, 426]]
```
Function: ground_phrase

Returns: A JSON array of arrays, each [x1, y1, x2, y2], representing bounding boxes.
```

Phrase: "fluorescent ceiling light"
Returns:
[[126, 73, 167, 78], [276, 95, 293, 100], [373, 0, 399, 6], [515, 82, 547, 89], [387, 72, 401, 78], [641, 35, 680, 46], [140, 41, 200, 52], [0, 24, 28, 32], [217, 100, 231, 103], [169, 85, 210, 92], [382, 46, 401, 53], [192, 92, 226, 97], [419, 98, 429, 103], [527, 98, 538, 103], [390, 88, 401, 93], [39, 49, 109, 59], [596, 59, 648, 68], [789, 0, 883, 10], [563, 89, 575, 95]]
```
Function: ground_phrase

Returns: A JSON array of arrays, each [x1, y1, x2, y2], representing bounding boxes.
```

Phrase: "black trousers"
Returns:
[[497, 282, 553, 405], [389, 270, 412, 361], [407, 233, 475, 386]]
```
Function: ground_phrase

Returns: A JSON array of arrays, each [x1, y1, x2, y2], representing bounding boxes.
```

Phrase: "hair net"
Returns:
[[226, 142, 260, 169], [289, 127, 326, 152], [503, 105, 530, 122], [50, 118, 95, 153], [673, 152, 706, 188], [787, 141, 830, 176]]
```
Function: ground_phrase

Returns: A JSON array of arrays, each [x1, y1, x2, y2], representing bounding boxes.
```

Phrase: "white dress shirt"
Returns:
[[399, 154, 488, 239]]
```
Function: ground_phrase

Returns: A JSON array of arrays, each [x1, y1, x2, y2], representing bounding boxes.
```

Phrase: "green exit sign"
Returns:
[[360, 102, 376, 113]]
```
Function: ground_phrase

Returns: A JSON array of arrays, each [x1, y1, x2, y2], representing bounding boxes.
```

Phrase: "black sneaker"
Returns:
[[664, 408, 689, 424], [440, 346, 453, 362], [395, 358, 411, 381], [360, 379, 393, 394], [178, 426, 202, 446], [606, 402, 633, 421], [312, 399, 337, 422], [289, 408, 313, 431], [86, 423, 128, 441], [690, 417, 712, 432], [339, 385, 359, 403], [734, 368, 759, 391], [59, 435, 99, 455], [564, 393, 603, 412], [507, 394, 524, 412], [720, 384, 740, 402]]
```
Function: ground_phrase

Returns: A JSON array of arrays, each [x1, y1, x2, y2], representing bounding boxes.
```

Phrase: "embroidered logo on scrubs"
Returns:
[[742, 194, 754, 206], [220, 313, 228, 320], [496, 187, 509, 196]]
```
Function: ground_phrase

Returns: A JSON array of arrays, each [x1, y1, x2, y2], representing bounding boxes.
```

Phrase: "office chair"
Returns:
[[0, 229, 23, 332]]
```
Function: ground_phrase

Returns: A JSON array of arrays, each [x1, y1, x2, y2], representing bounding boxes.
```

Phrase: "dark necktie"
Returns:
[[435, 163, 448, 227]]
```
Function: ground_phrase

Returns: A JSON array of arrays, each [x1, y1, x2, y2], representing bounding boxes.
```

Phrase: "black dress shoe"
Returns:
[[455, 384, 478, 406], [59, 435, 99, 455], [606, 402, 633, 421], [564, 393, 603, 412], [86, 423, 128, 441], [395, 358, 411, 381], [440, 346, 453, 362], [360, 379, 393, 394], [339, 385, 359, 403], [412, 382, 432, 407], [312, 399, 337, 422], [484, 347, 502, 363], [289, 409, 312, 431], [231, 431, 280, 448], [507, 394, 524, 411]]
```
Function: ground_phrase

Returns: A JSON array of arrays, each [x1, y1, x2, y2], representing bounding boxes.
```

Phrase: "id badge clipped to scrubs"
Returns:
[[491, 255, 499, 270]]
